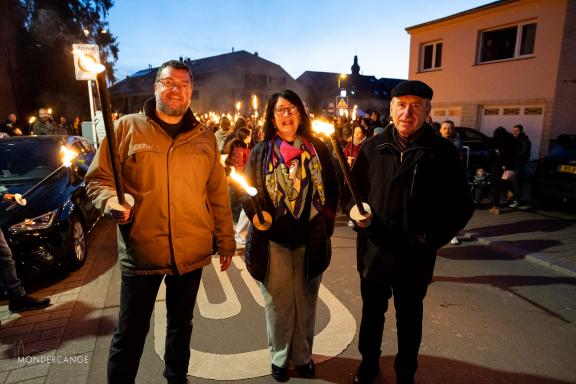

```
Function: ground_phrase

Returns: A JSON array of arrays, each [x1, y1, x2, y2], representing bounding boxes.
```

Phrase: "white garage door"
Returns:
[[431, 106, 462, 126], [479, 105, 544, 160]]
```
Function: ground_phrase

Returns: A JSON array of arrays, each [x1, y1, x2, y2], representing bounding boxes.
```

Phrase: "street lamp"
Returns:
[[338, 73, 347, 89]]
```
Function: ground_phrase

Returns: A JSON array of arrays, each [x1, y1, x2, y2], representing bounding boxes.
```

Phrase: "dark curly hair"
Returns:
[[262, 89, 311, 141]]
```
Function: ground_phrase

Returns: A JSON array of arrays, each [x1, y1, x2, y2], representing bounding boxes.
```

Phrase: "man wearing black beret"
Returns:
[[349, 80, 473, 384]]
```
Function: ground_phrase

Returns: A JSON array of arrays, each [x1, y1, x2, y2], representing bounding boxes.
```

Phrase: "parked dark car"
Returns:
[[0, 135, 100, 275], [455, 127, 492, 171], [531, 134, 576, 209]]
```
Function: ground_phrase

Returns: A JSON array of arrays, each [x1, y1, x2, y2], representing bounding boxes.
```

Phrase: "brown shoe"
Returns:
[[489, 207, 500, 215]]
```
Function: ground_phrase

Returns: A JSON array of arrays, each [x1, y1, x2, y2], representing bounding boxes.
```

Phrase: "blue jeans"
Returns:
[[0, 229, 25, 298], [107, 269, 202, 384]]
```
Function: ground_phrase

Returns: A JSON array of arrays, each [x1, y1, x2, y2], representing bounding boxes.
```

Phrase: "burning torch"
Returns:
[[229, 167, 272, 231], [312, 120, 371, 223], [76, 52, 132, 212], [8, 146, 79, 210]]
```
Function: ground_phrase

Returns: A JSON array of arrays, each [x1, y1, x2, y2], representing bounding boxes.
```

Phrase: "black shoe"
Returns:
[[271, 364, 289, 382], [9, 295, 50, 313], [352, 362, 379, 384], [296, 360, 315, 378]]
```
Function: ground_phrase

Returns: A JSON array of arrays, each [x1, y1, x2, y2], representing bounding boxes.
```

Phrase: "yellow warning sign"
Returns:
[[336, 96, 348, 109]]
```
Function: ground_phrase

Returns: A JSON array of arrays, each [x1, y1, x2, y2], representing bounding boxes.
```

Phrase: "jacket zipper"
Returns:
[[410, 163, 418, 196]]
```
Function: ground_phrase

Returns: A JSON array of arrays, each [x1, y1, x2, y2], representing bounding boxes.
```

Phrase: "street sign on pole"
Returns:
[[336, 96, 348, 110], [72, 43, 101, 81]]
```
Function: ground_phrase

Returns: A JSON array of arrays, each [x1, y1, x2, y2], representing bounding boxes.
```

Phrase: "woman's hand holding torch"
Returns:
[[229, 167, 272, 231]]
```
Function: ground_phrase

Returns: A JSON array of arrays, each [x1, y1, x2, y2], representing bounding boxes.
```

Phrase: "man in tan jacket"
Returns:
[[85, 60, 235, 384]]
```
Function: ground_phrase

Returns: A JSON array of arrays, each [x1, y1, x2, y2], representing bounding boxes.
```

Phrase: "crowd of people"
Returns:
[[1, 60, 534, 384], [0, 109, 84, 138]]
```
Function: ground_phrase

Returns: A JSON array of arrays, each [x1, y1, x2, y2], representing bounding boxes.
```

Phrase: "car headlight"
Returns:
[[8, 209, 59, 234]]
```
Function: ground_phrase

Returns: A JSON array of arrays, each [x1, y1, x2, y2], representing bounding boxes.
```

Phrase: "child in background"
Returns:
[[471, 167, 492, 205]]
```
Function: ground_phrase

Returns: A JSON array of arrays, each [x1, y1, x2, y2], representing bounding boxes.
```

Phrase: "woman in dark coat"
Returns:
[[242, 89, 339, 381]]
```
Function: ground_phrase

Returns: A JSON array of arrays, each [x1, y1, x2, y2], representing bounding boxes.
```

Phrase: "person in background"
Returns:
[[1, 193, 51, 313], [225, 127, 252, 225], [215, 115, 232, 152], [510, 124, 531, 208], [56, 116, 70, 135], [85, 59, 235, 384], [470, 167, 491, 205], [488, 126, 516, 214], [242, 89, 339, 382], [31, 108, 57, 135], [2, 113, 24, 136], [71, 116, 83, 136], [349, 80, 473, 384], [344, 126, 367, 167], [439, 120, 465, 245]]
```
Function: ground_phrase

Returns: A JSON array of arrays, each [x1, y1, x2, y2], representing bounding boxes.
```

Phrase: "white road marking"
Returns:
[[154, 257, 356, 380]]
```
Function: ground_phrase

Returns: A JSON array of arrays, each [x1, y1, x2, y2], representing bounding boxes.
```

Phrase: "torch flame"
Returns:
[[60, 145, 79, 167], [235, 101, 241, 112], [311, 120, 335, 137], [252, 95, 258, 110], [229, 167, 257, 196], [28, 116, 36, 124]]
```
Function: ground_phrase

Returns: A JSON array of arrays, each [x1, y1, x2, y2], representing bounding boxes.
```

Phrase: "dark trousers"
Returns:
[[358, 275, 429, 382], [108, 269, 203, 384]]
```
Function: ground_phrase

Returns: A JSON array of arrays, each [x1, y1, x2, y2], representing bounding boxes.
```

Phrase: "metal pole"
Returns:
[[87, 80, 98, 146]]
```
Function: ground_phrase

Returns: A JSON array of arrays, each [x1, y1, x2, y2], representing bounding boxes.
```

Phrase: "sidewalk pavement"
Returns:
[[0, 207, 574, 383], [460, 207, 576, 276]]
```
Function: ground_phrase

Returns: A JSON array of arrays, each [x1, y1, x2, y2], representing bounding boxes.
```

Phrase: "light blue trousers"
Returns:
[[259, 241, 322, 368]]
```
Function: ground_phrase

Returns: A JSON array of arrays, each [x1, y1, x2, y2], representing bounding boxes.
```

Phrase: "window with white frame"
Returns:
[[420, 41, 443, 71], [478, 21, 537, 63]]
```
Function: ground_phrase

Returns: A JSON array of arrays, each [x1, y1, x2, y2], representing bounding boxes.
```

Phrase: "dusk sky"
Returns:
[[108, 0, 490, 83]]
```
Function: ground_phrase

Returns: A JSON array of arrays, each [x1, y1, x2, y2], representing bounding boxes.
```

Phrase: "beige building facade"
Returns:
[[406, 0, 576, 159]]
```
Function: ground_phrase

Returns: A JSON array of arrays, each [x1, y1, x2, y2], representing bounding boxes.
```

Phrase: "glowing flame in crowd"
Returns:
[[60, 145, 79, 167], [229, 167, 257, 197], [252, 95, 258, 110], [311, 120, 335, 137]]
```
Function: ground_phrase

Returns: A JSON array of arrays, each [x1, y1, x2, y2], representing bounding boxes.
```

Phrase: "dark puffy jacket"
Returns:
[[350, 124, 473, 283], [242, 137, 339, 281]]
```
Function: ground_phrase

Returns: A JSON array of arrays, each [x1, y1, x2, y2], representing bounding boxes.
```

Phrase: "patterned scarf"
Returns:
[[265, 135, 325, 220]]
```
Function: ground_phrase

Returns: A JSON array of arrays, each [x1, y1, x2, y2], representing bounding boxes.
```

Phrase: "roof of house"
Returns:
[[109, 50, 290, 95], [405, 0, 518, 32]]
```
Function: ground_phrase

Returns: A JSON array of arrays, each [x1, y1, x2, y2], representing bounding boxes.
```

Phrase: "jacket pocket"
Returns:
[[124, 146, 163, 194]]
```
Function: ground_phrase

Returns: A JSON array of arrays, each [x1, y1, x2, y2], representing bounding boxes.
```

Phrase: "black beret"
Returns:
[[391, 80, 433, 100]]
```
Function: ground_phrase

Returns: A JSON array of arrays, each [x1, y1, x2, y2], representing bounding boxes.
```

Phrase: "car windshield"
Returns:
[[0, 140, 62, 183]]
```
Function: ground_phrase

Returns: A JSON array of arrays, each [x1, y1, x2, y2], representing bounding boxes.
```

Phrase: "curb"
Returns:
[[461, 231, 576, 277]]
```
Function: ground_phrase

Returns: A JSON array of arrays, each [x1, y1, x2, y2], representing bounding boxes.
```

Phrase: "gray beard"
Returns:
[[156, 96, 190, 117]]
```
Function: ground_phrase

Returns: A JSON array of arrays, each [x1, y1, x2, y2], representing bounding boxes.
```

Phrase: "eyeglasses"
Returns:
[[274, 106, 298, 116], [156, 78, 191, 91]]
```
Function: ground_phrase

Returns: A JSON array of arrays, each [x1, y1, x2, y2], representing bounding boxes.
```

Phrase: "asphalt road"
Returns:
[[82, 216, 576, 384]]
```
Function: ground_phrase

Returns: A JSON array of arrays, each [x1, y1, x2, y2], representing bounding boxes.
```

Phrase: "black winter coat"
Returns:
[[350, 124, 473, 283], [242, 137, 340, 282]]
